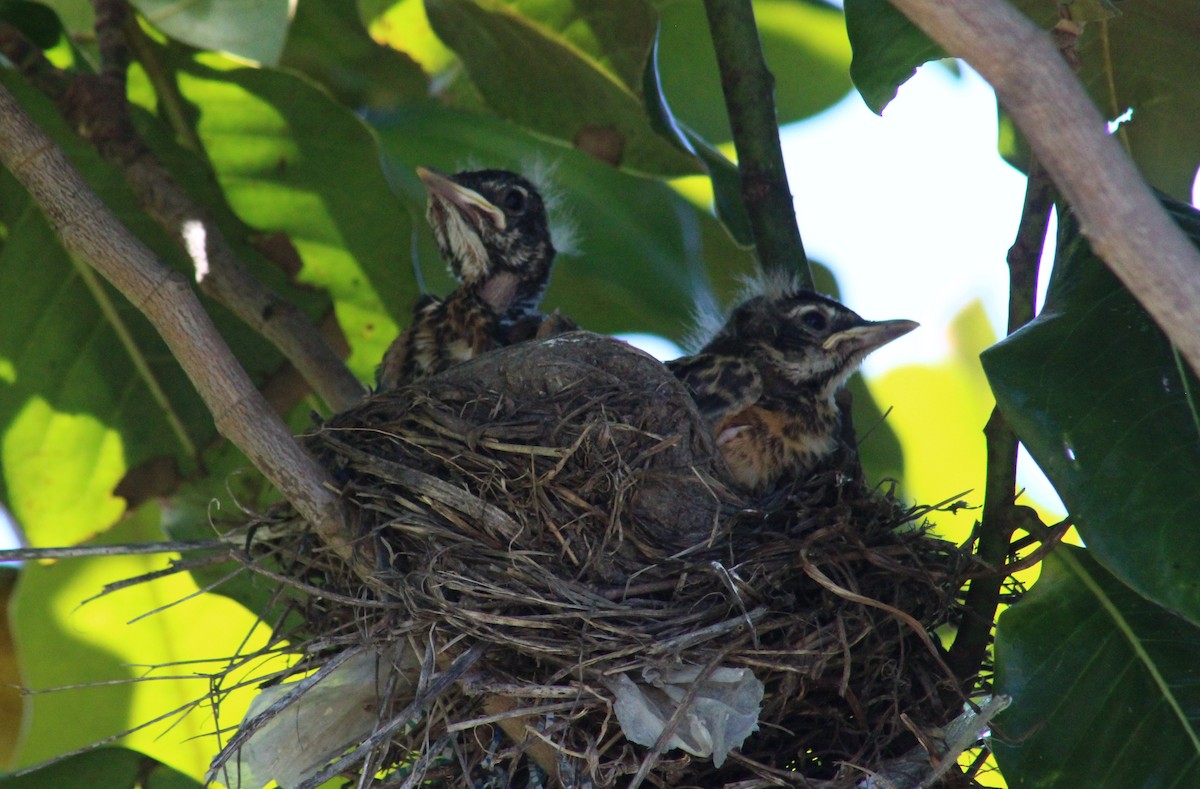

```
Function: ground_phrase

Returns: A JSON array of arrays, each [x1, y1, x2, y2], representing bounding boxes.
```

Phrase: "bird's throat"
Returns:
[[480, 270, 521, 313]]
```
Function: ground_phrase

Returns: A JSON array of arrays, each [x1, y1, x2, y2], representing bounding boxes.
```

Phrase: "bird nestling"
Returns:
[[376, 167, 573, 390], [668, 275, 917, 494]]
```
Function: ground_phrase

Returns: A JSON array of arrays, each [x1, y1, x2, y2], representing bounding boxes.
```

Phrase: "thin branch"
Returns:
[[0, 81, 371, 574], [701, 0, 812, 285], [948, 157, 1053, 684], [0, 11, 366, 412], [888, 0, 1200, 378]]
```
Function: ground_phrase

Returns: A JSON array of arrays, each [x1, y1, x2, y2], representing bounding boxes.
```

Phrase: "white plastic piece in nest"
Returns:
[[608, 665, 764, 768], [226, 646, 416, 789]]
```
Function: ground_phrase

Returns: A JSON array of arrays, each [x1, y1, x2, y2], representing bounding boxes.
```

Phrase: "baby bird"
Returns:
[[668, 278, 917, 493], [376, 167, 566, 390]]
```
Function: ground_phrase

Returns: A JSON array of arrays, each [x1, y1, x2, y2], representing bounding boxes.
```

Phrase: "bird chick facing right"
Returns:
[[668, 279, 917, 494]]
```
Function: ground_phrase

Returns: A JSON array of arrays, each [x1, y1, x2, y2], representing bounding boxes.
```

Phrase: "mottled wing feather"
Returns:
[[667, 353, 762, 423]]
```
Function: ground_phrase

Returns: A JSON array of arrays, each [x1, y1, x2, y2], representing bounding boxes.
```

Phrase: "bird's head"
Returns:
[[715, 285, 917, 399], [417, 167, 556, 314]]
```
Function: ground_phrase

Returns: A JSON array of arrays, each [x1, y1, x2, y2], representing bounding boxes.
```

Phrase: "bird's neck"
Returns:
[[477, 270, 521, 313]]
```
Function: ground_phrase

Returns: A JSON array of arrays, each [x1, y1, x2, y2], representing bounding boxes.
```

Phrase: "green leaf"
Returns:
[[0, 567, 19, 764], [982, 197, 1200, 624], [9, 506, 270, 778], [657, 0, 853, 141], [358, 0, 458, 75], [424, 0, 701, 175], [0, 1, 65, 49], [279, 0, 429, 109], [369, 101, 757, 339], [140, 47, 415, 380], [0, 747, 200, 788], [994, 546, 1200, 787], [843, 0, 945, 115], [0, 75, 205, 547], [131, 0, 292, 66]]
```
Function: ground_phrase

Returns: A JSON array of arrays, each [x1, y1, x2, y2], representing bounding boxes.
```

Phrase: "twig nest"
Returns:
[[224, 332, 972, 788]]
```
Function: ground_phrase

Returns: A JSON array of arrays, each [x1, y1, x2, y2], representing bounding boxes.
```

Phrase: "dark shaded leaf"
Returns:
[[424, 0, 700, 175], [279, 0, 429, 109], [994, 546, 1200, 787], [0, 746, 200, 788], [982, 197, 1200, 624], [131, 0, 291, 66], [843, 0, 945, 114], [658, 0, 853, 141]]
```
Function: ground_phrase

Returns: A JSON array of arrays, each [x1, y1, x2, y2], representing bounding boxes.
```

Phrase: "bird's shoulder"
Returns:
[[667, 353, 763, 421]]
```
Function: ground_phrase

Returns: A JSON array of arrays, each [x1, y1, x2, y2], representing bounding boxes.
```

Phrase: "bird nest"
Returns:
[[216, 333, 975, 788]]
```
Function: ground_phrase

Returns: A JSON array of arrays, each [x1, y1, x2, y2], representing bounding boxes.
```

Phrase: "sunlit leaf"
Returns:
[[9, 506, 272, 778], [865, 302, 995, 541], [137, 46, 414, 380], [131, 0, 292, 66], [358, 0, 458, 75], [983, 198, 1200, 624], [424, 0, 700, 175], [994, 546, 1200, 786]]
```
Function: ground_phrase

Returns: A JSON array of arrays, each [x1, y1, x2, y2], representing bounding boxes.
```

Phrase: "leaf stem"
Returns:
[[701, 0, 812, 285], [948, 157, 1053, 685]]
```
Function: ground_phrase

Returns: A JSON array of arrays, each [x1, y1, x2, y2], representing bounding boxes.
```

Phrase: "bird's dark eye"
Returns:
[[502, 188, 527, 213], [800, 310, 827, 331]]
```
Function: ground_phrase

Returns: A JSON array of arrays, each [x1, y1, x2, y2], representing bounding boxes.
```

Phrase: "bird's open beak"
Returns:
[[823, 319, 919, 356], [416, 166, 507, 232]]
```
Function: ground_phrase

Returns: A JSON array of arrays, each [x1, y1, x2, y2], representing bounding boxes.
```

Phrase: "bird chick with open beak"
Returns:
[[376, 167, 570, 390]]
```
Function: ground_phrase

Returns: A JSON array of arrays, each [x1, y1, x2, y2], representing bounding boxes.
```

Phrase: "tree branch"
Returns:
[[0, 81, 371, 574], [888, 0, 1200, 378], [0, 11, 366, 412], [702, 0, 812, 285]]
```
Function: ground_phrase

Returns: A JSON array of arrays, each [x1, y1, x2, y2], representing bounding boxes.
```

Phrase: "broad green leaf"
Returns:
[[424, 0, 701, 175], [994, 546, 1200, 786], [983, 198, 1200, 624], [369, 101, 757, 339], [843, 0, 945, 115], [10, 505, 272, 778], [657, 0, 853, 142], [0, 746, 200, 788], [279, 0, 429, 109], [131, 0, 292, 66], [844, 0, 1200, 199], [138, 47, 414, 380], [0, 1, 64, 49], [359, 0, 458, 75]]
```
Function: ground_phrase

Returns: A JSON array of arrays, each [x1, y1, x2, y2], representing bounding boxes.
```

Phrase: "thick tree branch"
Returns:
[[889, 0, 1200, 378], [0, 81, 370, 573], [0, 13, 366, 412], [702, 0, 812, 285]]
